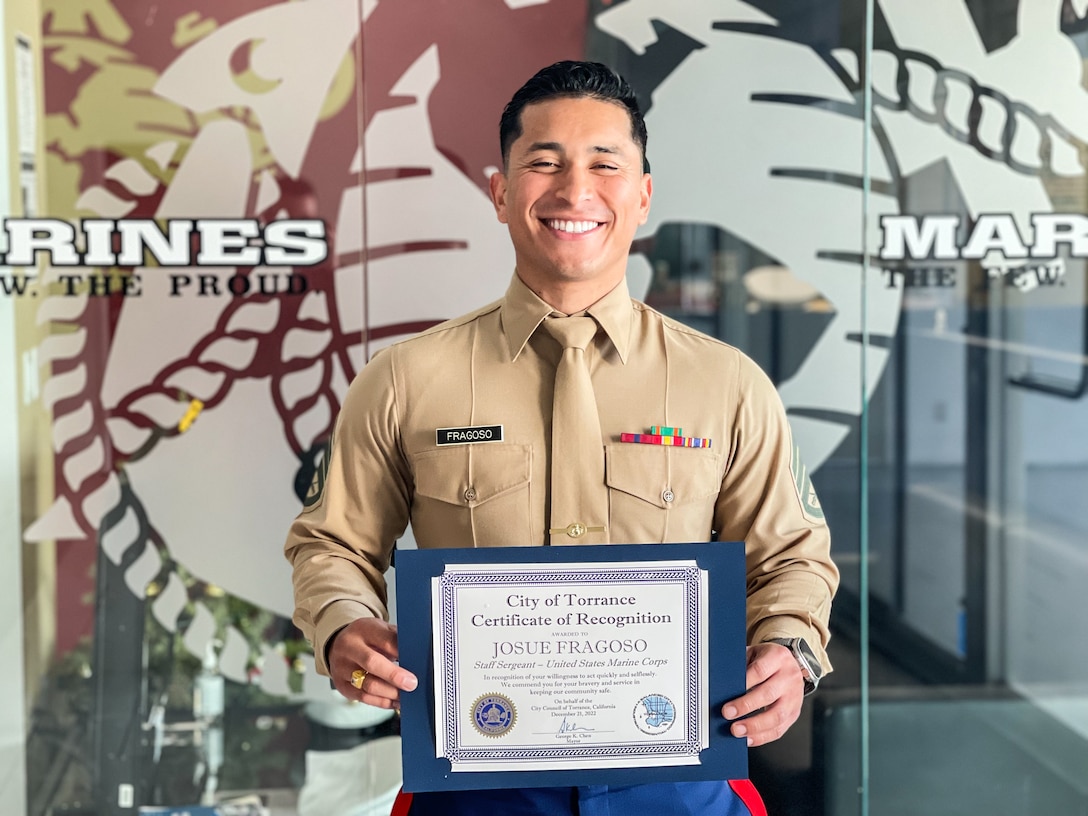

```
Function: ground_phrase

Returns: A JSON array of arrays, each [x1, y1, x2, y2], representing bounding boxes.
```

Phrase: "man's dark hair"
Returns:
[[499, 60, 649, 173]]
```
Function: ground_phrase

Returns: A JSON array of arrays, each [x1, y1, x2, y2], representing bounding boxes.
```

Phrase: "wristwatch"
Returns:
[[767, 637, 824, 695]]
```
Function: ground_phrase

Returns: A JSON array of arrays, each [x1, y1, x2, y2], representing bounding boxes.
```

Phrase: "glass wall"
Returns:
[[2, 1, 1086, 814]]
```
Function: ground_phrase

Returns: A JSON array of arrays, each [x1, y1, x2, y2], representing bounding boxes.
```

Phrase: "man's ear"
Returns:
[[489, 171, 509, 224], [639, 173, 653, 225]]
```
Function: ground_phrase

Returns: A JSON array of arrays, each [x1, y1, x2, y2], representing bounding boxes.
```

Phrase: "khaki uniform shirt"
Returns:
[[286, 274, 839, 676]]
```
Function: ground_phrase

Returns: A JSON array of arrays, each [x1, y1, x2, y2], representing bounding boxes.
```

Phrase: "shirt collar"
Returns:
[[500, 273, 633, 364]]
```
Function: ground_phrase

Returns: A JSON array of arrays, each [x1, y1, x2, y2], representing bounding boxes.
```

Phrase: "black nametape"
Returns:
[[436, 425, 504, 445]]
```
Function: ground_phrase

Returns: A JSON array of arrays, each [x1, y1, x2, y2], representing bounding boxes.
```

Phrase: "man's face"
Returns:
[[489, 96, 652, 305]]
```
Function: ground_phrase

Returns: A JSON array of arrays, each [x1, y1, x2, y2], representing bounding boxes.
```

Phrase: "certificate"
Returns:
[[431, 560, 708, 772], [396, 542, 748, 792]]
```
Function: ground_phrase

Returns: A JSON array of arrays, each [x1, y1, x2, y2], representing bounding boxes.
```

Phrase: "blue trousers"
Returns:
[[405, 781, 764, 816]]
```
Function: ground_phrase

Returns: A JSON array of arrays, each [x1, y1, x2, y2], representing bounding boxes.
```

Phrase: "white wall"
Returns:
[[0, 5, 29, 813]]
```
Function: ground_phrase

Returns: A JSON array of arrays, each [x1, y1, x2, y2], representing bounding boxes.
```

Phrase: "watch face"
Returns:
[[795, 638, 823, 679]]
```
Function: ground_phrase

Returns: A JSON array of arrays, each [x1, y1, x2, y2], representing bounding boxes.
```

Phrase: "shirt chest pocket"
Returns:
[[411, 444, 534, 548], [605, 444, 722, 543]]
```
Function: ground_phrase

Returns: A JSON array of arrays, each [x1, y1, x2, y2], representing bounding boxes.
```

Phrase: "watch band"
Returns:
[[767, 637, 823, 695]]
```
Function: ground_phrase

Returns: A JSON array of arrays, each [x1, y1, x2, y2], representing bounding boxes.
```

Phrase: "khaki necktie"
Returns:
[[544, 316, 608, 544]]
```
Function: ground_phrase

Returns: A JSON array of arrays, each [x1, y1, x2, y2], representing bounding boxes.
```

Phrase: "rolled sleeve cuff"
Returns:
[[312, 599, 384, 677]]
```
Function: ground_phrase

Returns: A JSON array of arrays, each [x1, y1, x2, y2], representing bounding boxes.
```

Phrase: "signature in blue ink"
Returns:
[[557, 716, 596, 736]]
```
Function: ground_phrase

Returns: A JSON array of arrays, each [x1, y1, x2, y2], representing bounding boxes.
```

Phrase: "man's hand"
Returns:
[[327, 617, 418, 709], [721, 642, 805, 746]]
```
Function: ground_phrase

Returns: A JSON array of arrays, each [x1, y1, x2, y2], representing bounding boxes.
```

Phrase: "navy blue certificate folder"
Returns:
[[395, 541, 748, 792]]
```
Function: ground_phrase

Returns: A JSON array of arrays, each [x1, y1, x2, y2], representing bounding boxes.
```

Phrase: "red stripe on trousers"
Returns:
[[391, 788, 413, 816], [729, 779, 768, 816]]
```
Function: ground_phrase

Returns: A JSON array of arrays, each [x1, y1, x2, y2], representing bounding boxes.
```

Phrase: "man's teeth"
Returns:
[[546, 219, 600, 233]]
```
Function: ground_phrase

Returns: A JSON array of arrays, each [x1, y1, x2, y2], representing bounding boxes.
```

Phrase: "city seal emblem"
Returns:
[[472, 693, 517, 737], [633, 694, 676, 735]]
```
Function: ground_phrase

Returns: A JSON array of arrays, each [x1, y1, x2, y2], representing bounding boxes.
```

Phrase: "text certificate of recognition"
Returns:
[[431, 560, 709, 773]]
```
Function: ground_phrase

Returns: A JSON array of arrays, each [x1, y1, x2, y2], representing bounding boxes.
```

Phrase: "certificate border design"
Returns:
[[437, 565, 704, 768]]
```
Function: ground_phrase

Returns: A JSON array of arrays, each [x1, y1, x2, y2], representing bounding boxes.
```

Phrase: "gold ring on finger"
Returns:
[[350, 668, 367, 689]]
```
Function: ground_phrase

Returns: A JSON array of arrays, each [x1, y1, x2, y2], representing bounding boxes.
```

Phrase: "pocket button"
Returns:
[[464, 487, 478, 502], [662, 489, 675, 504]]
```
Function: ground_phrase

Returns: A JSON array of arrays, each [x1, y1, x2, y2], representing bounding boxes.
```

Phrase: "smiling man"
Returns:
[[490, 92, 651, 312], [286, 61, 838, 816]]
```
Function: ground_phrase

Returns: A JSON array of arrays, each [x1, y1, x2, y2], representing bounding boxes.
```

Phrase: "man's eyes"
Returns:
[[529, 161, 619, 171]]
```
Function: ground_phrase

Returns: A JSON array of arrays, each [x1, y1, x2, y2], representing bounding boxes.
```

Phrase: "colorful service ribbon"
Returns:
[[620, 431, 712, 448]]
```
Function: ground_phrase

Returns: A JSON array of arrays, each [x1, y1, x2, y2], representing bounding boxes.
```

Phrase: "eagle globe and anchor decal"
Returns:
[[32, 0, 1088, 715], [472, 693, 518, 738]]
